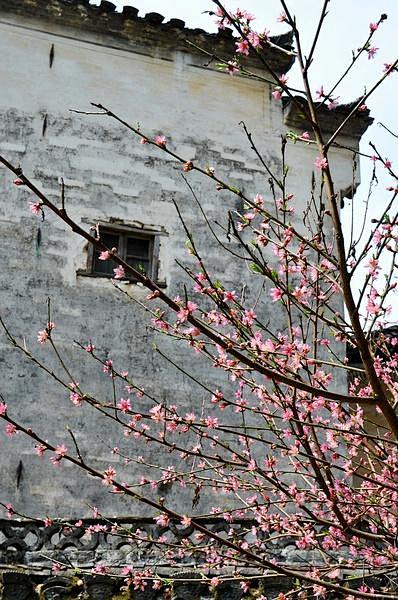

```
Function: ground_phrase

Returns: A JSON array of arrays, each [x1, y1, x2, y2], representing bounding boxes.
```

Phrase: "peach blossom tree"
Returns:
[[1, 2, 398, 598]]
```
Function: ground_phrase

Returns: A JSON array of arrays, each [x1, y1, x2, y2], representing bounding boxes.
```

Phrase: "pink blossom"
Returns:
[[327, 96, 339, 110], [122, 566, 133, 577], [152, 315, 169, 331], [37, 329, 49, 344], [270, 287, 282, 302], [184, 412, 196, 423], [84, 343, 95, 352], [247, 31, 261, 48], [132, 570, 149, 592], [368, 47, 378, 59], [316, 85, 325, 99], [181, 515, 192, 526], [314, 156, 328, 170], [235, 39, 250, 56], [214, 6, 226, 27], [87, 523, 107, 533], [327, 568, 341, 580], [103, 359, 113, 375], [182, 161, 193, 172], [146, 290, 160, 300], [244, 11, 255, 22], [211, 390, 223, 404], [383, 63, 394, 74], [113, 265, 125, 279], [185, 326, 200, 337], [210, 577, 221, 588], [52, 563, 63, 573], [300, 131, 310, 141], [70, 391, 83, 406], [117, 397, 131, 413], [277, 12, 287, 22], [92, 565, 109, 574], [44, 517, 53, 527], [247, 459, 257, 471], [369, 22, 378, 32], [55, 444, 68, 456], [155, 135, 166, 147], [35, 444, 46, 456], [366, 257, 380, 277], [28, 202, 41, 215], [177, 301, 197, 322], [13, 178, 25, 186], [227, 60, 239, 76], [5, 503, 14, 518], [150, 404, 164, 423], [292, 285, 309, 302], [296, 530, 315, 549], [272, 88, 282, 101], [154, 513, 170, 527], [242, 309, 256, 326], [4, 422, 17, 436], [366, 297, 381, 315], [99, 250, 112, 260], [358, 103, 368, 111], [103, 466, 117, 486], [255, 230, 267, 246], [0, 402, 7, 415], [235, 9, 255, 22], [223, 290, 236, 302], [384, 159, 392, 169], [205, 416, 219, 429], [313, 585, 327, 597], [37, 322, 55, 345]]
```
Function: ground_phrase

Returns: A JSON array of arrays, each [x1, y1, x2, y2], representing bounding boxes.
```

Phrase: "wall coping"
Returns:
[[0, 0, 295, 74]]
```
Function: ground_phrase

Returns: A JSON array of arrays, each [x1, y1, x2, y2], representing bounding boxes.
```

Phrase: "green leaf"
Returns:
[[286, 131, 298, 143], [185, 239, 194, 253], [271, 269, 279, 280], [229, 186, 241, 195], [249, 262, 263, 274]]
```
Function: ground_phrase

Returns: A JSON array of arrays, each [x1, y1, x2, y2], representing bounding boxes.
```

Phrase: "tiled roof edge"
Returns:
[[283, 96, 373, 140], [0, 0, 295, 73]]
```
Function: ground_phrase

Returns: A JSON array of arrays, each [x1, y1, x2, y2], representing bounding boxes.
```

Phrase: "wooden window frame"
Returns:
[[86, 224, 160, 283]]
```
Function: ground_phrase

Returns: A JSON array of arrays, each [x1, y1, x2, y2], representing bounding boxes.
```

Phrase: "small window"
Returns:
[[90, 226, 159, 282]]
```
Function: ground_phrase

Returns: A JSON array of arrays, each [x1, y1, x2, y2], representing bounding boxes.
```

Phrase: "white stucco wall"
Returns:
[[0, 7, 363, 517]]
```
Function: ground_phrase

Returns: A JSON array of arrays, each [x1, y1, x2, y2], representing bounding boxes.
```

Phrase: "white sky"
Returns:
[[95, 1, 397, 310]]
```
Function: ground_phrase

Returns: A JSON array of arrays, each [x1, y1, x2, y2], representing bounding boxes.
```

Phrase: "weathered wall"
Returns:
[[0, 2, 367, 520]]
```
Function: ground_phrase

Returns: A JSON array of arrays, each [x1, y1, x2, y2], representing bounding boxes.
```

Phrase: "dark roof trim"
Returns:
[[283, 96, 373, 140], [0, 0, 295, 74], [347, 326, 398, 365]]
